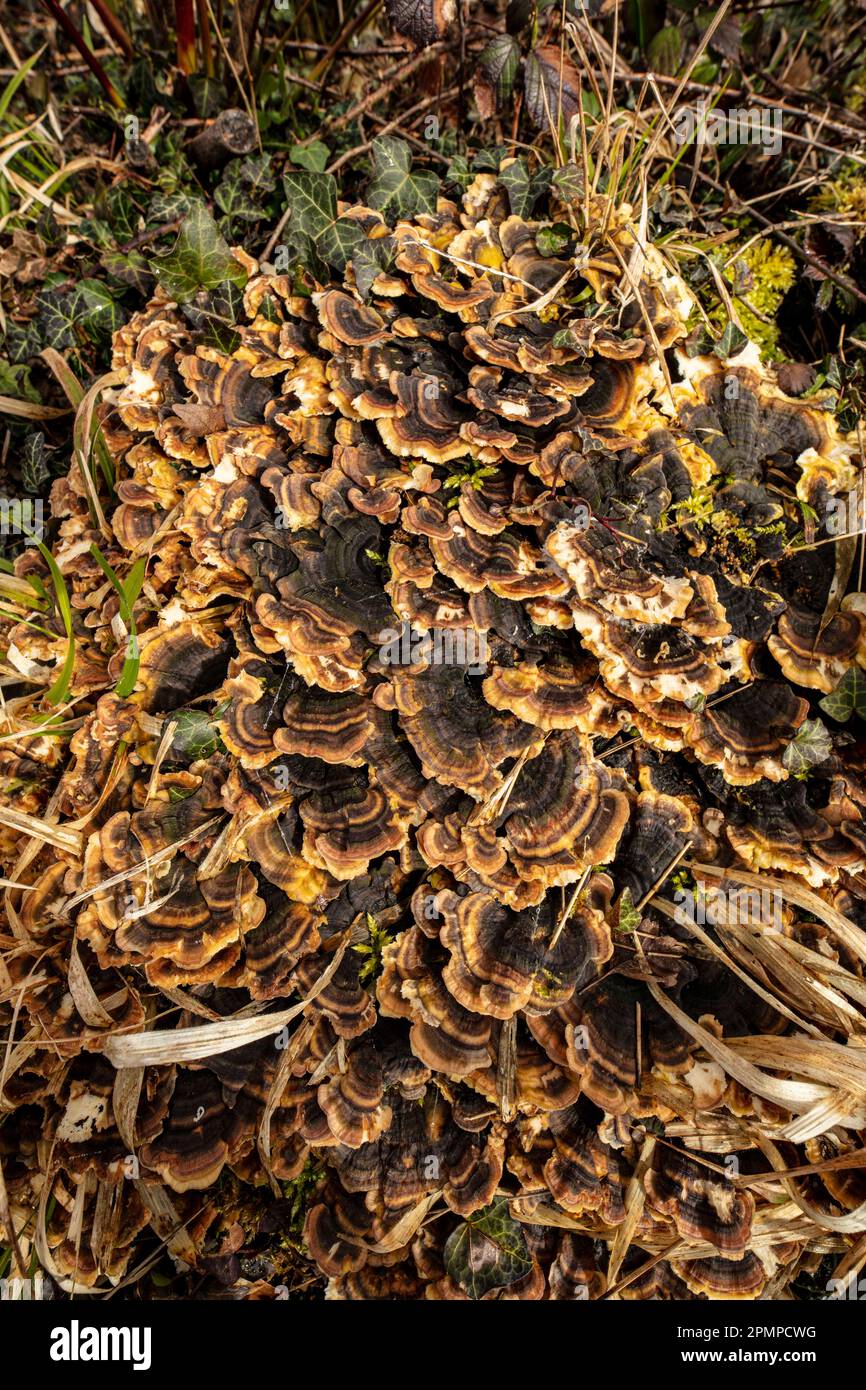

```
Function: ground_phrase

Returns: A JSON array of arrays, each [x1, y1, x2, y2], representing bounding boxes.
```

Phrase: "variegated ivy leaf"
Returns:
[[22, 432, 49, 494], [782, 718, 833, 774], [366, 137, 439, 224], [617, 887, 641, 934], [819, 666, 866, 723], [444, 1197, 532, 1299]]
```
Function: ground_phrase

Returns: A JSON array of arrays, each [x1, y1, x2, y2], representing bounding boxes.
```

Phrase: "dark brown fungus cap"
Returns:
[[439, 890, 608, 1019], [645, 1147, 755, 1257]]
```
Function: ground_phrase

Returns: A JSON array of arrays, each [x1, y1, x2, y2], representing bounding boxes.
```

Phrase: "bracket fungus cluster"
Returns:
[[3, 167, 866, 1302]]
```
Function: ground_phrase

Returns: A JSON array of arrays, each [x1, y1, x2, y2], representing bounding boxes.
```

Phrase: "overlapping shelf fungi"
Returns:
[[4, 164, 866, 1303]]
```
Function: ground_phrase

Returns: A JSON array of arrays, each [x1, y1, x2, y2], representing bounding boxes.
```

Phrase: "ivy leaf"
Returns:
[[280, 169, 362, 271], [617, 887, 641, 934], [446, 154, 472, 188], [76, 279, 122, 336], [499, 158, 532, 217], [685, 691, 707, 713], [170, 708, 227, 762], [472, 145, 509, 172], [0, 361, 39, 402], [536, 222, 572, 256], [684, 322, 719, 358], [351, 236, 396, 300], [444, 1198, 532, 1299], [290, 140, 330, 172], [317, 216, 365, 273], [214, 161, 266, 226], [188, 73, 227, 118], [524, 44, 582, 130], [819, 667, 866, 723], [552, 162, 584, 201], [782, 718, 833, 774], [150, 203, 248, 301], [477, 34, 521, 107], [100, 248, 152, 293], [35, 288, 79, 351], [366, 137, 439, 223], [182, 279, 245, 354], [21, 432, 49, 494], [715, 319, 749, 360], [281, 169, 338, 238], [147, 190, 195, 226]]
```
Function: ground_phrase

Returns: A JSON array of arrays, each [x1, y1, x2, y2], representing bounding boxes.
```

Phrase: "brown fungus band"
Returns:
[[2, 169, 866, 1305]]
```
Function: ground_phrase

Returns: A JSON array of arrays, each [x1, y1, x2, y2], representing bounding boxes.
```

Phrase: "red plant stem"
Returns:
[[88, 0, 134, 61], [39, 0, 126, 108], [195, 0, 214, 76], [175, 0, 196, 74]]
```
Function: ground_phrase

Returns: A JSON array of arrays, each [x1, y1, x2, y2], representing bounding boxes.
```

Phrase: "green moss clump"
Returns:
[[711, 238, 796, 359]]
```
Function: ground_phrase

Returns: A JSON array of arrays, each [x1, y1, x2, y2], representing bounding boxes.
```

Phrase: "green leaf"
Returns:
[[499, 160, 550, 218], [446, 154, 472, 188], [317, 216, 365, 273], [215, 168, 264, 226], [444, 1198, 532, 1299], [715, 319, 749, 360], [280, 169, 361, 271], [150, 203, 248, 302], [351, 236, 396, 300], [76, 280, 123, 336], [499, 158, 532, 217], [170, 707, 227, 761], [819, 666, 866, 723], [477, 34, 521, 106], [366, 137, 439, 223], [25, 534, 75, 707], [35, 289, 79, 352], [617, 887, 641, 934], [536, 222, 572, 256], [215, 154, 276, 232], [0, 360, 38, 402], [782, 718, 833, 774], [281, 169, 339, 239], [89, 546, 146, 699], [188, 74, 227, 118], [100, 248, 152, 293], [147, 190, 195, 225], [685, 691, 706, 713], [290, 140, 330, 172], [472, 145, 509, 172], [647, 25, 683, 75], [552, 162, 584, 202], [21, 432, 49, 494]]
